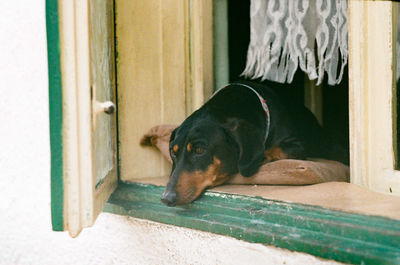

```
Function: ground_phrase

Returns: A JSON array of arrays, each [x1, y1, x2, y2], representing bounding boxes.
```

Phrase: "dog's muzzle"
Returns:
[[161, 190, 178, 206]]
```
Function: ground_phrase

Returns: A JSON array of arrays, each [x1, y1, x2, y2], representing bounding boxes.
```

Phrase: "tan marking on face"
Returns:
[[264, 147, 288, 163], [186, 143, 192, 152], [174, 157, 229, 204], [173, 144, 179, 153]]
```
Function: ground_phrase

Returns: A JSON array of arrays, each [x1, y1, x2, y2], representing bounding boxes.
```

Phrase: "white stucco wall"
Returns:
[[0, 1, 342, 265]]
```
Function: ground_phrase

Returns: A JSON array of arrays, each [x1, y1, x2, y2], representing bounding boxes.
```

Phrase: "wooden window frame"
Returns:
[[47, 0, 400, 263], [349, 0, 400, 195], [103, 183, 400, 265]]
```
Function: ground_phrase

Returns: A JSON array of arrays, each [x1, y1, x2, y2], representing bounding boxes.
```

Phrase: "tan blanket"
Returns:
[[140, 124, 349, 185]]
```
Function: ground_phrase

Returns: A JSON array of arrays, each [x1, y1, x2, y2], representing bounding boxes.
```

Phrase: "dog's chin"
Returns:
[[174, 186, 208, 206], [167, 177, 231, 206], [173, 198, 199, 206]]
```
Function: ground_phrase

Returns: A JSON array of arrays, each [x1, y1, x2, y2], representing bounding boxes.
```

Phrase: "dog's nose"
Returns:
[[161, 191, 178, 206]]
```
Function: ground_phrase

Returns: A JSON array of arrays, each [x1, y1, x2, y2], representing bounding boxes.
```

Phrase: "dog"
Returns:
[[161, 81, 348, 206]]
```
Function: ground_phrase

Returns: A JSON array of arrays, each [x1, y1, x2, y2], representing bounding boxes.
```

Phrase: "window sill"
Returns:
[[104, 182, 400, 265]]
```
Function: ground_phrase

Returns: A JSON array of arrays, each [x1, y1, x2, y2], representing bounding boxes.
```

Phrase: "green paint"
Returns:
[[46, 0, 64, 231], [105, 183, 400, 265]]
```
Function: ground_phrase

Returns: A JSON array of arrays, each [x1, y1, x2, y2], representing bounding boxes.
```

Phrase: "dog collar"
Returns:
[[210, 83, 271, 143]]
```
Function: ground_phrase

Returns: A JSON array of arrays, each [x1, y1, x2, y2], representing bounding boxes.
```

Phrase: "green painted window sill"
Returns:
[[104, 182, 400, 265]]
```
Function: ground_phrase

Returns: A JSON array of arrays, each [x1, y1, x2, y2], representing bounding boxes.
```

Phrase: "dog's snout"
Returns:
[[161, 190, 178, 206]]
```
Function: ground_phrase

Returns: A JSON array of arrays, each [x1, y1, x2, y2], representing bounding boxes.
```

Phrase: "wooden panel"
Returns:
[[161, 1, 188, 125], [55, 0, 118, 237], [349, 1, 400, 195], [89, 0, 118, 221], [348, 0, 369, 188], [90, 0, 116, 186], [188, 0, 214, 113], [59, 0, 93, 237], [117, 0, 188, 180]]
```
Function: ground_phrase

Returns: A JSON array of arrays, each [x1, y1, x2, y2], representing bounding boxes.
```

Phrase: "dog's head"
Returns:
[[161, 117, 266, 206]]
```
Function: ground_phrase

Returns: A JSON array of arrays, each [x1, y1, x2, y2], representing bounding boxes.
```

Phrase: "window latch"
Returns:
[[96, 101, 115, 115], [91, 84, 116, 128]]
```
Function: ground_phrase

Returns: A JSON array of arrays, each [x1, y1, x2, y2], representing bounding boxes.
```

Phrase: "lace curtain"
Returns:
[[242, 0, 348, 86]]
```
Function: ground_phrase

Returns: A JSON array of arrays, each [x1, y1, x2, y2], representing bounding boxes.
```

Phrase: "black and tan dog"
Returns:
[[161, 81, 348, 206]]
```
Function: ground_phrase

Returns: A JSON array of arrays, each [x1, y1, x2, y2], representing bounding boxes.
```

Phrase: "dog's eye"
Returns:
[[194, 147, 205, 155], [170, 149, 177, 159], [170, 144, 179, 158]]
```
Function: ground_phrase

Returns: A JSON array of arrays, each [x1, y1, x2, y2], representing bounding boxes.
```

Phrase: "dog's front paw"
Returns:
[[140, 124, 178, 147], [140, 134, 158, 147]]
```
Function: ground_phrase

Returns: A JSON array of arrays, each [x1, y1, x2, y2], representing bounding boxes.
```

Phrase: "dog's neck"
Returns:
[[210, 83, 271, 143]]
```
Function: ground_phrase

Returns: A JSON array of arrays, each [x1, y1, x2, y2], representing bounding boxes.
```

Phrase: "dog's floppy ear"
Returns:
[[225, 119, 266, 177], [169, 128, 177, 143]]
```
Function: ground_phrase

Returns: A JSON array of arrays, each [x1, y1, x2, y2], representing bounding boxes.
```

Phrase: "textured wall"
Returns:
[[0, 1, 342, 265]]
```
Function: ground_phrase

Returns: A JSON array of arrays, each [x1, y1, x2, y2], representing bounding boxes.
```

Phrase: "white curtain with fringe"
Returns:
[[242, 0, 348, 86]]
